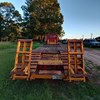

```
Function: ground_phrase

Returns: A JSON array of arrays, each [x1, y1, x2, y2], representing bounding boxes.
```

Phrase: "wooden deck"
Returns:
[[32, 44, 67, 53]]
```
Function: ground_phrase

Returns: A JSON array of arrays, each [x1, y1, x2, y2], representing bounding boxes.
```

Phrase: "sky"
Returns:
[[0, 0, 100, 39]]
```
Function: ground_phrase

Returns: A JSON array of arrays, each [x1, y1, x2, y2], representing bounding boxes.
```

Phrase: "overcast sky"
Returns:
[[0, 0, 100, 39]]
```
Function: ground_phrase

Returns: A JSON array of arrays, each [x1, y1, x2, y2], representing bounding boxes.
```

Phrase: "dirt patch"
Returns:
[[85, 59, 100, 85]]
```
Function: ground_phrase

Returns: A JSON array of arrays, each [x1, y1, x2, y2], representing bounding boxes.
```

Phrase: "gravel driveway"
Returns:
[[84, 48, 100, 66]]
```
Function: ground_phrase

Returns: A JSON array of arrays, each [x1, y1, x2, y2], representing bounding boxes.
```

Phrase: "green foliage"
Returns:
[[0, 1, 65, 41], [22, 0, 64, 39], [0, 2, 22, 41]]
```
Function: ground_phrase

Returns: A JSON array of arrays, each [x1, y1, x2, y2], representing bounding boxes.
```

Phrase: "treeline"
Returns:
[[0, 0, 64, 41]]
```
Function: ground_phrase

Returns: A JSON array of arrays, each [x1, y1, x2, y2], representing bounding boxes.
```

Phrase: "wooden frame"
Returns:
[[11, 39, 86, 82], [11, 39, 33, 80], [67, 39, 86, 82]]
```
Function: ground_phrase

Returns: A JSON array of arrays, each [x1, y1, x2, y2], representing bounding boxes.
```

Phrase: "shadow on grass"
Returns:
[[0, 78, 100, 100]]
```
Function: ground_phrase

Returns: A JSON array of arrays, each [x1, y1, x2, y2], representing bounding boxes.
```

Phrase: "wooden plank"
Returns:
[[13, 76, 28, 79], [18, 39, 33, 42], [30, 74, 66, 80], [30, 65, 37, 68], [30, 74, 52, 79], [69, 77, 86, 82], [71, 74, 87, 77], [69, 52, 83, 54], [17, 51, 30, 53], [63, 66, 68, 70], [39, 70, 62, 75], [38, 60, 63, 65], [70, 68, 75, 74]]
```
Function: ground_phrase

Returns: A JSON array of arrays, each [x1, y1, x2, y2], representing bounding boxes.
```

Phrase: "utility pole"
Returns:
[[82, 35, 84, 40], [91, 33, 93, 39]]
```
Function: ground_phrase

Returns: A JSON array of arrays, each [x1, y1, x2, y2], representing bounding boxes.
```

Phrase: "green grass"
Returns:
[[33, 42, 43, 49], [0, 42, 100, 100]]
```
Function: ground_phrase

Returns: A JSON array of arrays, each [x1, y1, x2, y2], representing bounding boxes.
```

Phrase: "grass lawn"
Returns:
[[0, 42, 100, 100]]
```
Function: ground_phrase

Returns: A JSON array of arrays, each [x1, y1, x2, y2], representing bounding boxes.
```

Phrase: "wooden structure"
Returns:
[[67, 39, 86, 82], [11, 39, 86, 82], [11, 39, 33, 80], [46, 34, 58, 44]]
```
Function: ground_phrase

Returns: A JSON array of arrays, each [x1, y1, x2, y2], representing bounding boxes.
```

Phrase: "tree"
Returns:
[[59, 30, 65, 39], [22, 0, 64, 40], [0, 13, 4, 38], [0, 2, 22, 41]]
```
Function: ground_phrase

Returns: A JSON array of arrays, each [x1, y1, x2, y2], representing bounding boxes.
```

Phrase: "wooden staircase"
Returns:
[[67, 39, 86, 82], [60, 52, 68, 75], [11, 39, 33, 80], [30, 52, 41, 73]]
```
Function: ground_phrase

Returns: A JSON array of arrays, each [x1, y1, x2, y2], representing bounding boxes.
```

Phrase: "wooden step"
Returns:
[[63, 63, 68, 66], [31, 58, 40, 61], [60, 52, 68, 55], [26, 54, 40, 57], [17, 51, 31, 54], [71, 74, 86, 78], [32, 53, 41, 55], [30, 65, 37, 69], [31, 55, 41, 58], [30, 69, 37, 73], [61, 57, 68, 60], [31, 63, 38, 65], [14, 71, 27, 76], [61, 54, 68, 56], [68, 52, 83, 55], [63, 66, 68, 70], [25, 60, 39, 62], [38, 70, 62, 75], [62, 60, 68, 63], [60, 56, 68, 58]]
